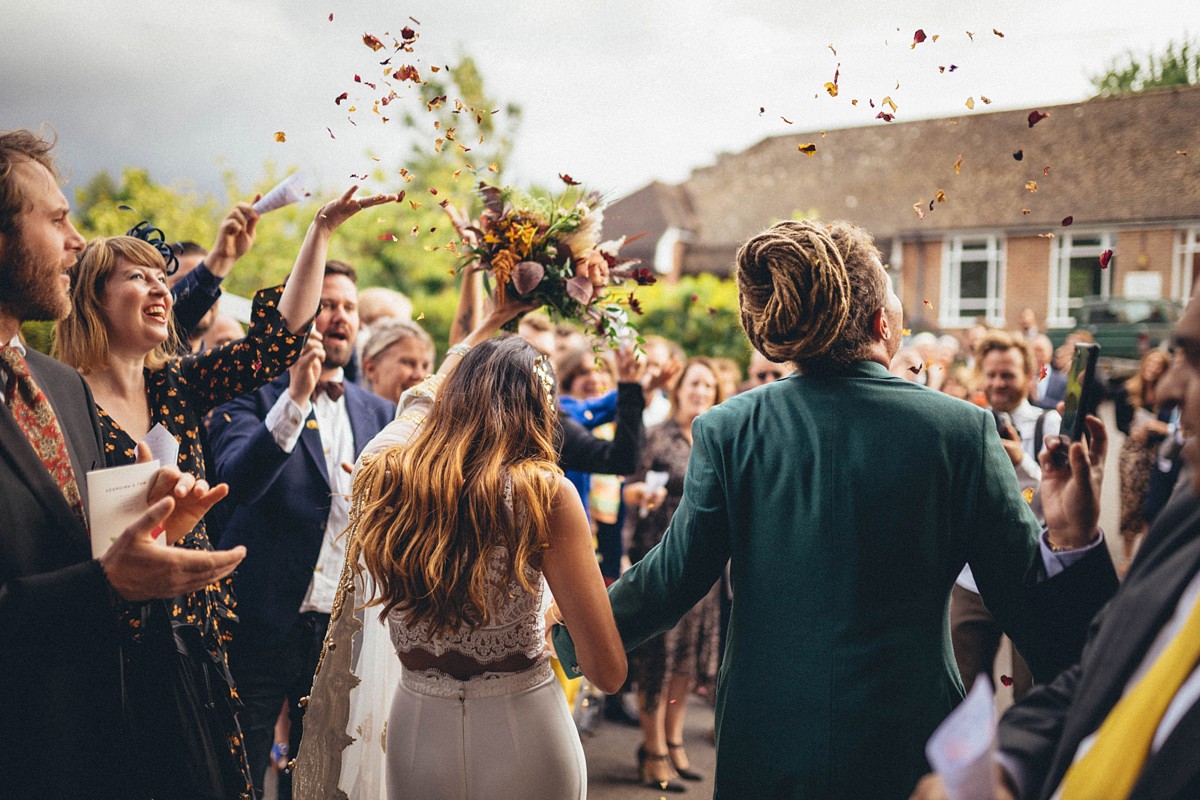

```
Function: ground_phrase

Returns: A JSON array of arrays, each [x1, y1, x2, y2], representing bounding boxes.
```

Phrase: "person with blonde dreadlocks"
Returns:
[[550, 219, 1119, 799]]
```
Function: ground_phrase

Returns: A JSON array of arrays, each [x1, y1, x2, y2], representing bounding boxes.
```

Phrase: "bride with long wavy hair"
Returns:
[[296, 301, 626, 800]]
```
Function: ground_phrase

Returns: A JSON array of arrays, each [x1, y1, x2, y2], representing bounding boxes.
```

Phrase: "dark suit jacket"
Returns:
[[553, 362, 1118, 798], [0, 349, 138, 799], [209, 374, 393, 641], [999, 486, 1200, 800]]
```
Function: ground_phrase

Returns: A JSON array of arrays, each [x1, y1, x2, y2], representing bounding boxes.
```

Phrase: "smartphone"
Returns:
[[1058, 342, 1101, 442]]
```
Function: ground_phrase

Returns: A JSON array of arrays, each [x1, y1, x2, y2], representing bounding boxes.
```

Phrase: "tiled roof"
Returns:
[[608, 85, 1200, 274]]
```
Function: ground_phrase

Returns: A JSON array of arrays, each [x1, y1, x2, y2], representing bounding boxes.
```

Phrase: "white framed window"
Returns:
[[939, 235, 1005, 328], [1173, 226, 1200, 302], [1048, 232, 1115, 327]]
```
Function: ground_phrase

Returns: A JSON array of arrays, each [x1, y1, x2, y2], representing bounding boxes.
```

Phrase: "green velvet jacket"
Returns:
[[553, 361, 1117, 799]]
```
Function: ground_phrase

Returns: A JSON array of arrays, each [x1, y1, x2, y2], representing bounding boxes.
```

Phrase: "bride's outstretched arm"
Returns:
[[542, 477, 627, 694]]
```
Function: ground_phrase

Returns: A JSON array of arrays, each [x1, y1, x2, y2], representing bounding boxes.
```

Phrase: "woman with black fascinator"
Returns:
[[54, 186, 399, 799]]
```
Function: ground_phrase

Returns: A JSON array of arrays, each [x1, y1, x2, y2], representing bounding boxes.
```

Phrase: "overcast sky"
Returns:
[[1, 0, 1196, 203]]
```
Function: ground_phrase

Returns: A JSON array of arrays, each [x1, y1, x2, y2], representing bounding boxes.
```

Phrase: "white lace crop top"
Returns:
[[386, 547, 548, 664]]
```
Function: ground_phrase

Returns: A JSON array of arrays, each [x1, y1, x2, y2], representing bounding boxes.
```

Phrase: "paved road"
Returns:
[[581, 695, 716, 799]]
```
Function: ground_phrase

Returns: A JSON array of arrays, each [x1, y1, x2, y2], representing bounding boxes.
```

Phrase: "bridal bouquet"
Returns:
[[459, 181, 656, 347]]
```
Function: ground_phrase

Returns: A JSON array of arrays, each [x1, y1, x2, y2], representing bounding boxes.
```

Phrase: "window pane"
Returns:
[[1069, 255, 1105, 300], [960, 260, 988, 300]]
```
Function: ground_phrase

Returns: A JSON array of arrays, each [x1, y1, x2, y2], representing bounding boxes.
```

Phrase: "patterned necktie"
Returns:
[[1058, 592, 1200, 799], [0, 345, 86, 527]]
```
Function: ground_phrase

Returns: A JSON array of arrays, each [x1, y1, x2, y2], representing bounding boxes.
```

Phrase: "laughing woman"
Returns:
[[54, 187, 398, 799]]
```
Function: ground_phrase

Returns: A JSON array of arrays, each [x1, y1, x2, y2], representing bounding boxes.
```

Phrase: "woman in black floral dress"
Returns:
[[55, 186, 399, 799]]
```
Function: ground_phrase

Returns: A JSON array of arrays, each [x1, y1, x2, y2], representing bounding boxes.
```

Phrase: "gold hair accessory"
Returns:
[[533, 354, 555, 404]]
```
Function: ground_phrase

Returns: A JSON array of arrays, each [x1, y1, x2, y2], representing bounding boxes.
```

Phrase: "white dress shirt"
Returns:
[[264, 368, 354, 615]]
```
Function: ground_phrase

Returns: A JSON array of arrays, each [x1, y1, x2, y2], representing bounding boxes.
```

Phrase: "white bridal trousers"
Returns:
[[386, 660, 586, 799]]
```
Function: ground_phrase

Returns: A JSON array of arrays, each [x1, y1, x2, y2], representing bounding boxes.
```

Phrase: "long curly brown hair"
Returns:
[[351, 336, 563, 636]]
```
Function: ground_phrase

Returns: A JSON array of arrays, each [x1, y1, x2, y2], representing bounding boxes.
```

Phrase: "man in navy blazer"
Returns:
[[210, 259, 393, 798]]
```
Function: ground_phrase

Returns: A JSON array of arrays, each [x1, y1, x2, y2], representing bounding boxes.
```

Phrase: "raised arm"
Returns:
[[277, 186, 400, 332]]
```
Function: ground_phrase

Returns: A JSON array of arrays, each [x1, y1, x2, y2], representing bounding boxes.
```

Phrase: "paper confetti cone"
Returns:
[[252, 172, 309, 214]]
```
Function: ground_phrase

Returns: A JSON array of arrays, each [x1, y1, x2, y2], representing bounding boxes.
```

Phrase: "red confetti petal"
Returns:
[[400, 26, 416, 40], [1000, 674, 1013, 687], [1062, 216, 1074, 226], [328, 13, 333, 21], [912, 29, 927, 47], [876, 112, 895, 122], [378, 233, 398, 242], [1099, 249, 1113, 270], [1043, 165, 1051, 176], [559, 173, 581, 186], [326, 127, 335, 139], [334, 92, 348, 105], [1028, 110, 1049, 127], [362, 32, 384, 51], [1013, 149, 1024, 161]]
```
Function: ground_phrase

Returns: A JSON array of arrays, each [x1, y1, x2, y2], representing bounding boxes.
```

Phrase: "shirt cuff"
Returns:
[[265, 390, 310, 453], [1040, 527, 1105, 578], [194, 262, 224, 291]]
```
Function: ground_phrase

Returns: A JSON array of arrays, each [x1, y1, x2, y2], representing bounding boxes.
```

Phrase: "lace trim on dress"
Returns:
[[401, 658, 553, 699], [387, 547, 547, 663]]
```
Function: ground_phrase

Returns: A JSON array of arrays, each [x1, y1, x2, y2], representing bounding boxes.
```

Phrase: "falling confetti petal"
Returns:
[[1099, 249, 1113, 269], [1038, 233, 1055, 239], [559, 173, 581, 186], [935, 190, 946, 203], [362, 32, 384, 51], [912, 29, 927, 48], [824, 82, 839, 97], [1178, 150, 1189, 157], [1025, 181, 1038, 193], [273, 131, 286, 143], [993, 28, 1005, 37], [1043, 166, 1051, 176], [798, 143, 817, 157], [1022, 208, 1032, 215], [1028, 110, 1049, 127], [981, 96, 992, 104], [335, 92, 348, 105], [1062, 215, 1074, 226], [1013, 149, 1024, 161], [965, 97, 975, 110], [954, 154, 963, 174], [1000, 674, 1013, 687]]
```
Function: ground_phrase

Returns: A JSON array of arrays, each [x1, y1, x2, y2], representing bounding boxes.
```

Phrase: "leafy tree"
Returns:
[[626, 273, 751, 364], [1090, 36, 1200, 97]]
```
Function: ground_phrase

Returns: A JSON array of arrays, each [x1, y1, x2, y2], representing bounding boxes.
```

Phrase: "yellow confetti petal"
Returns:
[[882, 96, 898, 112], [416, 312, 425, 321], [487, 163, 499, 172], [798, 143, 817, 157], [965, 97, 975, 110], [935, 190, 946, 203], [1025, 181, 1038, 193], [981, 96, 992, 104], [953, 154, 963, 174], [824, 82, 839, 97], [273, 131, 286, 143]]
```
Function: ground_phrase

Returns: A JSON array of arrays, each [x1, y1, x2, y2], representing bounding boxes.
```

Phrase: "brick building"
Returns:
[[604, 85, 1200, 331]]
